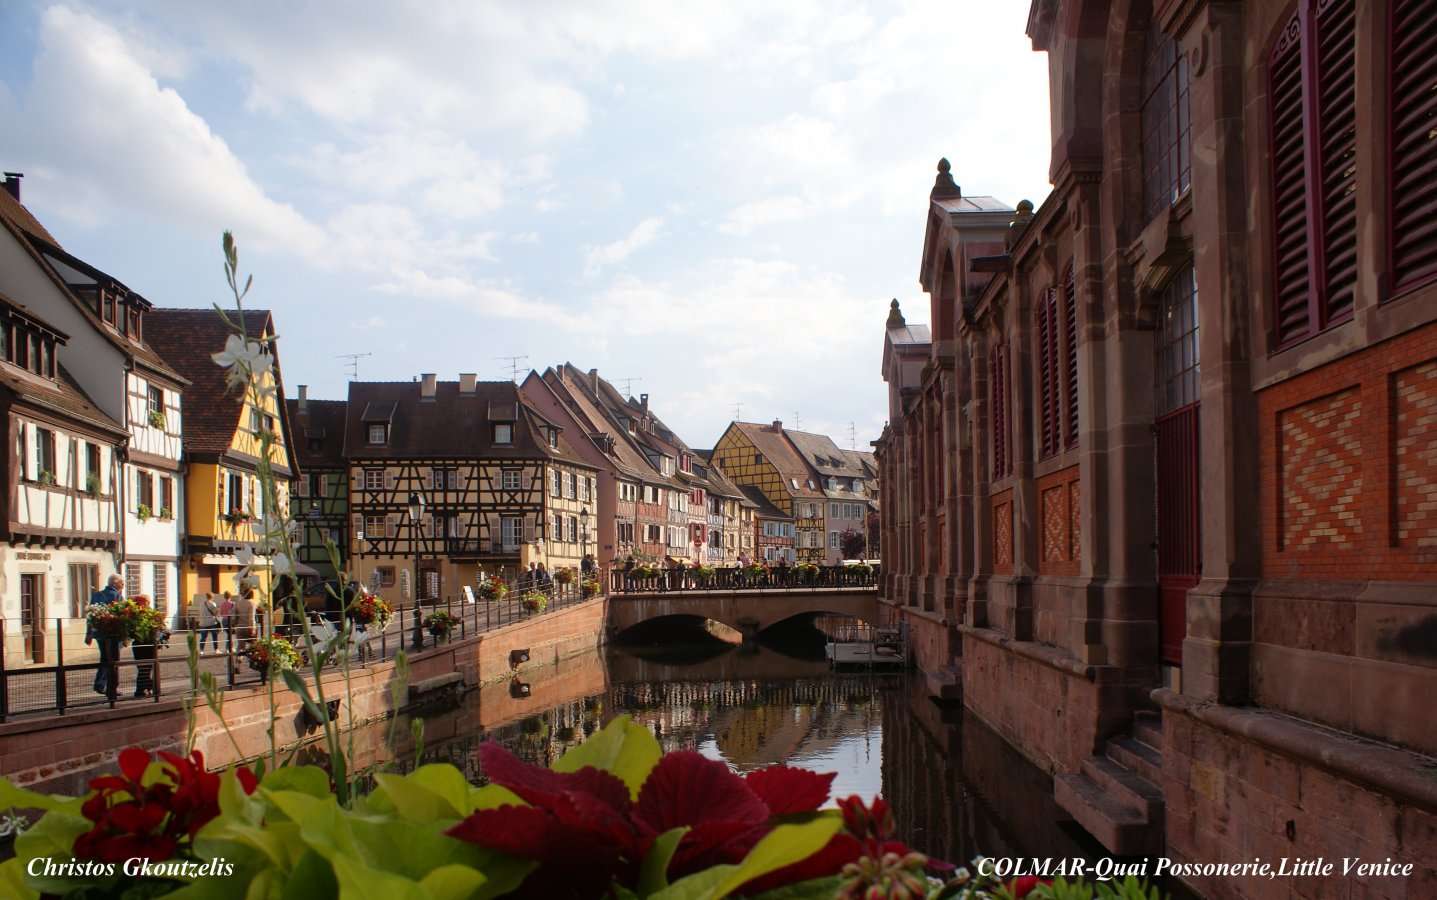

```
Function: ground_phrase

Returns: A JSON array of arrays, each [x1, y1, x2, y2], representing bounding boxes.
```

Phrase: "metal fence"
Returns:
[[607, 563, 879, 594], [0, 574, 601, 722]]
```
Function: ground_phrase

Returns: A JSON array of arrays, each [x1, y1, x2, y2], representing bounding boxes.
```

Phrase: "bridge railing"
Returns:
[[607, 564, 879, 594]]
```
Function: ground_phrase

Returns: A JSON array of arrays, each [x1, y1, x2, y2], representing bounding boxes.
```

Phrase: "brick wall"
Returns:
[[1259, 320, 1437, 580]]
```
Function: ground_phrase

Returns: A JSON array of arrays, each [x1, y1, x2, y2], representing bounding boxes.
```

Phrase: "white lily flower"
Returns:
[[212, 335, 273, 391], [272, 553, 293, 577]]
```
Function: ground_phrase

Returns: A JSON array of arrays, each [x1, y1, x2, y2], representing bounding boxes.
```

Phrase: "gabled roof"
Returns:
[[553, 364, 685, 487], [341, 378, 590, 466], [0, 362, 127, 439], [738, 485, 790, 520], [287, 398, 347, 470], [703, 461, 746, 501], [841, 449, 877, 479], [144, 308, 295, 471], [0, 195, 184, 384], [730, 421, 825, 499], [785, 430, 856, 479]]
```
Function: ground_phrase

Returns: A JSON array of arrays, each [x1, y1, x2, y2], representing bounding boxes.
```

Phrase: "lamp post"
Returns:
[[579, 505, 590, 563], [407, 492, 426, 650]]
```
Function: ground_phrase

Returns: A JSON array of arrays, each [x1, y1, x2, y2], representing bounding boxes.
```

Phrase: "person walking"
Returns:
[[581, 553, 596, 578], [198, 594, 221, 653], [219, 592, 236, 650], [235, 590, 257, 642], [623, 554, 637, 592], [776, 556, 790, 587], [85, 574, 124, 695]]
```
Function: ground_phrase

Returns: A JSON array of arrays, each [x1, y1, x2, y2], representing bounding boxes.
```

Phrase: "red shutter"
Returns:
[[1390, 0, 1437, 291], [990, 342, 1009, 479], [1037, 292, 1053, 458], [1268, 11, 1312, 345], [1063, 265, 1079, 448], [1315, 0, 1357, 325]]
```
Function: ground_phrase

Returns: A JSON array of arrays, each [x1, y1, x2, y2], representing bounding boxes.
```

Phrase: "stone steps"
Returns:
[[1054, 713, 1166, 857]]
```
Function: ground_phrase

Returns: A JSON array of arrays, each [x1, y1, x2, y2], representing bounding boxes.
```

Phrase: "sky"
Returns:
[[0, 1, 1052, 451]]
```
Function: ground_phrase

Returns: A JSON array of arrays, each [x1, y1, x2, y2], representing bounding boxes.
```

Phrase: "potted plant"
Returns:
[[424, 609, 456, 641], [85, 473, 102, 497], [38, 470, 55, 486], [795, 562, 819, 584], [136, 504, 151, 522], [581, 577, 601, 597], [147, 410, 166, 430], [242, 635, 300, 678], [520, 590, 547, 614], [477, 577, 508, 600], [694, 564, 716, 583], [85, 603, 129, 641], [225, 508, 252, 524], [120, 596, 168, 697], [554, 567, 575, 586], [157, 506, 172, 520]]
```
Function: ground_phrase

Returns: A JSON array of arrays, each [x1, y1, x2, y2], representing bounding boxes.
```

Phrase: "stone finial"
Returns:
[[886, 299, 906, 329], [1006, 199, 1035, 249], [931, 158, 962, 200]]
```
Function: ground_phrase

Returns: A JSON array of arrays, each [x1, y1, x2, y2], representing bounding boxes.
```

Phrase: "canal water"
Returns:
[[400, 621, 1115, 872]]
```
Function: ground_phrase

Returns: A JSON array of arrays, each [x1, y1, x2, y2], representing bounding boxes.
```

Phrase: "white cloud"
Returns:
[[582, 216, 664, 279], [7, 6, 324, 253], [718, 196, 813, 236]]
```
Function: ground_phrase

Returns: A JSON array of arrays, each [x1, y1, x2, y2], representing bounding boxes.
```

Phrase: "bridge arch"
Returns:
[[607, 588, 880, 639]]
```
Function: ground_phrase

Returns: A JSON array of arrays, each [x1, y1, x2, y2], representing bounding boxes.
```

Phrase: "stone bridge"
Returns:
[[606, 586, 879, 639]]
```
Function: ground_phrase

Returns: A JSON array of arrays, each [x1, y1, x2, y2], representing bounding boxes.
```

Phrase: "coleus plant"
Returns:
[[0, 716, 944, 900]]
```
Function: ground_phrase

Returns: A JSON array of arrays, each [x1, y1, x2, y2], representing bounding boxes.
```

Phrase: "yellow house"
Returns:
[[145, 309, 297, 604]]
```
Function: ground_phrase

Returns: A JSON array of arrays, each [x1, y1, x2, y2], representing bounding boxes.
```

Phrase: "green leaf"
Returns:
[[0, 778, 79, 814], [651, 865, 735, 900], [261, 765, 332, 799], [419, 864, 488, 900], [708, 817, 842, 900], [372, 764, 471, 821], [333, 861, 427, 900], [746, 876, 845, 900], [552, 715, 662, 799], [14, 811, 111, 895], [637, 826, 689, 896], [0, 858, 38, 900]]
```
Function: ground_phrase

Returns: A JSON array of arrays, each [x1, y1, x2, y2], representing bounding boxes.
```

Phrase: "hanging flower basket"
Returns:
[[424, 610, 456, 640], [118, 596, 168, 645], [581, 578, 601, 597], [478, 578, 508, 600], [347, 593, 393, 631], [520, 591, 547, 614], [554, 567, 575, 585], [86, 604, 129, 640], [243, 635, 300, 675]]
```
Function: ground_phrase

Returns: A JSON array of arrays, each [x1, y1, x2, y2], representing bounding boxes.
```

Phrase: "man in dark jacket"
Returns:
[[85, 574, 124, 695]]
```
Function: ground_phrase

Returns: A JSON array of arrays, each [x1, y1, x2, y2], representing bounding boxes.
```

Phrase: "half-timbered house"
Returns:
[[738, 485, 793, 564], [0, 179, 189, 621], [0, 294, 126, 662], [344, 376, 592, 603], [145, 309, 296, 603], [785, 430, 876, 564], [287, 389, 348, 582], [710, 420, 827, 563]]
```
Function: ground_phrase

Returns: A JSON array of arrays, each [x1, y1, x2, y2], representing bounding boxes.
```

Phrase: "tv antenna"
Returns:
[[732, 402, 743, 420], [616, 377, 642, 399], [793, 412, 803, 431], [335, 352, 372, 381], [847, 422, 857, 450], [494, 355, 529, 383]]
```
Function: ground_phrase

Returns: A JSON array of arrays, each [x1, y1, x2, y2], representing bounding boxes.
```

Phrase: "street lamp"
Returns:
[[407, 492, 426, 650], [579, 505, 590, 561]]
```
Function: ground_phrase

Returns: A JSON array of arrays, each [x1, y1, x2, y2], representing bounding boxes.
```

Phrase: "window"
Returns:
[[830, 531, 840, 549], [548, 428, 558, 449], [1267, 0, 1356, 347], [660, 457, 673, 476], [152, 564, 167, 612], [147, 386, 163, 416], [363, 469, 384, 491], [500, 517, 523, 547], [364, 514, 386, 539], [566, 472, 577, 499], [566, 516, 578, 542], [250, 408, 263, 433], [32, 427, 54, 482], [494, 423, 513, 444], [432, 468, 457, 490], [1063, 266, 1080, 446], [501, 469, 522, 490], [1390, 0, 1437, 292], [990, 340, 1012, 478], [553, 513, 563, 541], [680, 454, 691, 472], [69, 564, 97, 617], [790, 478, 798, 489], [645, 524, 663, 543], [368, 423, 387, 444], [227, 472, 246, 514], [1141, 20, 1191, 220], [582, 477, 592, 502], [1037, 282, 1079, 460], [159, 476, 173, 516], [125, 563, 142, 597], [1157, 266, 1200, 415], [375, 567, 396, 587], [551, 470, 561, 497]]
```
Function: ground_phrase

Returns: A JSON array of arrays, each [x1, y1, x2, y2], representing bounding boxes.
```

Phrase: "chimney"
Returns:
[[640, 393, 649, 412], [589, 368, 600, 393], [2, 173, 20, 202], [297, 384, 308, 413], [421, 373, 437, 400], [459, 373, 477, 394], [771, 419, 783, 433]]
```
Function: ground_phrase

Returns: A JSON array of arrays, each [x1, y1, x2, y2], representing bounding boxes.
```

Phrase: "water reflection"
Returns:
[[397, 626, 1111, 869]]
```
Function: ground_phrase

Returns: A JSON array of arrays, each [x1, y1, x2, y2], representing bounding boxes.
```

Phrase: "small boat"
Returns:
[[825, 622, 908, 670]]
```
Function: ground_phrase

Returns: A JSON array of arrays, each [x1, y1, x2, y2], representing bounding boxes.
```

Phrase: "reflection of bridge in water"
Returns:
[[608, 586, 880, 638]]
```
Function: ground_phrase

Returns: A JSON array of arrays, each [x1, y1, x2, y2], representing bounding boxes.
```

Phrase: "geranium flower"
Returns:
[[446, 742, 837, 899], [74, 748, 257, 863]]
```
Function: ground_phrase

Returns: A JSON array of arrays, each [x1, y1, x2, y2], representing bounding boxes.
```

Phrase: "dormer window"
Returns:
[[680, 454, 691, 473], [494, 423, 513, 444], [791, 478, 799, 489], [147, 386, 163, 416], [548, 428, 558, 448], [368, 424, 388, 444], [2, 320, 58, 380]]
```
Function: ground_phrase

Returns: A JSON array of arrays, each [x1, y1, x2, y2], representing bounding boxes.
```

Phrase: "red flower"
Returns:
[[446, 742, 837, 899], [73, 748, 257, 863]]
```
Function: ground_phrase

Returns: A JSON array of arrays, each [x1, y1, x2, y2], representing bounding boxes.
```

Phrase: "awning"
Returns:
[[292, 560, 321, 577]]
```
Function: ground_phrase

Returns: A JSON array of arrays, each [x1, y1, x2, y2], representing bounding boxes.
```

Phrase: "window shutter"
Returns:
[[351, 469, 362, 491], [384, 471, 394, 491], [990, 343, 1008, 479], [1062, 266, 1079, 449], [1314, 0, 1357, 326], [352, 513, 362, 538], [386, 514, 397, 537], [1390, 0, 1437, 291], [423, 515, 434, 536], [456, 470, 467, 491], [1268, 10, 1312, 345], [1037, 288, 1057, 459], [296, 477, 309, 498]]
